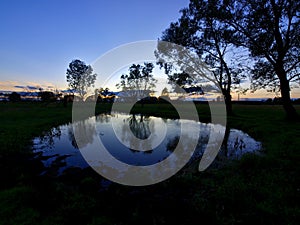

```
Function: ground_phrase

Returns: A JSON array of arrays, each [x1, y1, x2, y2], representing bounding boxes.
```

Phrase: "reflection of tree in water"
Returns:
[[128, 114, 151, 139], [165, 133, 200, 167], [68, 120, 96, 149], [233, 137, 246, 150], [220, 126, 230, 158], [195, 133, 209, 154], [68, 126, 78, 149], [218, 127, 246, 159], [129, 148, 153, 154], [38, 127, 61, 149], [166, 125, 211, 164], [96, 113, 112, 123], [166, 136, 179, 152], [121, 114, 153, 151]]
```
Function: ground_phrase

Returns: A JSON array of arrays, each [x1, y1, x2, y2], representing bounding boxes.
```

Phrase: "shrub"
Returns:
[[8, 92, 21, 102]]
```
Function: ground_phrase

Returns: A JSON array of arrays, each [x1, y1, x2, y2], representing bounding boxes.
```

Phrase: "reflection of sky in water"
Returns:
[[32, 124, 89, 174], [97, 114, 183, 166], [32, 113, 261, 174]]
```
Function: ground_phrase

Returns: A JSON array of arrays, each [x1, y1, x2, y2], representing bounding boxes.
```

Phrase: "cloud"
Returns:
[[14, 85, 26, 89], [0, 80, 65, 92], [61, 89, 75, 93], [203, 93, 214, 96], [27, 85, 39, 90], [13, 85, 40, 90]]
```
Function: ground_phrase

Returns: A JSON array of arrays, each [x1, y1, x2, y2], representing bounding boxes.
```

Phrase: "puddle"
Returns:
[[32, 113, 261, 176]]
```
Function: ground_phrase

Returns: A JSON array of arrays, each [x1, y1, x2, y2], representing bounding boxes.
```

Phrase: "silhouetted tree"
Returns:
[[161, 87, 169, 96], [63, 95, 74, 107], [66, 59, 97, 100], [97, 87, 115, 103], [167, 72, 193, 94], [158, 0, 247, 115], [39, 91, 56, 102], [222, 0, 300, 119], [115, 63, 157, 101], [8, 92, 21, 102]]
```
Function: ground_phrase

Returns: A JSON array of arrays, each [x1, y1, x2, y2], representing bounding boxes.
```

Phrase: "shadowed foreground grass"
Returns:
[[0, 102, 299, 225]]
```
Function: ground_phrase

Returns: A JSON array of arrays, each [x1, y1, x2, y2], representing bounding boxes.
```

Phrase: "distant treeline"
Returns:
[[1, 91, 300, 105]]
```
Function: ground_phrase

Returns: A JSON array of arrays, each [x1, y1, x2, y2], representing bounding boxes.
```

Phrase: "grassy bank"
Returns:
[[0, 102, 73, 154], [0, 102, 299, 225]]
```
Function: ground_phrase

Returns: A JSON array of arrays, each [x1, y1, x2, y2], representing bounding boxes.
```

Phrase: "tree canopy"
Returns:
[[158, 0, 299, 118], [115, 63, 157, 100], [157, 0, 248, 114], [66, 59, 97, 100], [221, 0, 300, 118]]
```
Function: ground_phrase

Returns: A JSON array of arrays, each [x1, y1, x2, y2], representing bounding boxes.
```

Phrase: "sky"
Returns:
[[0, 0, 299, 99], [0, 0, 189, 91]]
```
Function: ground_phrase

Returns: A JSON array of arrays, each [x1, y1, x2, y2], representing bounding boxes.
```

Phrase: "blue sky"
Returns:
[[1, 0, 299, 99], [0, 0, 189, 91]]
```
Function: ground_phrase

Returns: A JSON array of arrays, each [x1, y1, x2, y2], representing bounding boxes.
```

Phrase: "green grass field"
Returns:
[[0, 102, 299, 225]]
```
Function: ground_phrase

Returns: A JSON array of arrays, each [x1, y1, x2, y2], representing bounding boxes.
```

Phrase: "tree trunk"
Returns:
[[277, 69, 299, 120], [223, 90, 233, 116], [222, 126, 230, 158]]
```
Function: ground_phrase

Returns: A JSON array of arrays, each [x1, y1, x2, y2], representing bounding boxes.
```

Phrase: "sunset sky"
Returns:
[[0, 0, 188, 90], [0, 0, 299, 99]]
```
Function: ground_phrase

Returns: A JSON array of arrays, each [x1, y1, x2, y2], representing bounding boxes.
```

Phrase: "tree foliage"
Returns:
[[158, 0, 248, 114], [8, 92, 21, 102], [221, 0, 300, 118], [167, 72, 193, 93], [161, 87, 169, 96], [66, 59, 97, 100], [39, 91, 56, 102], [115, 63, 157, 100]]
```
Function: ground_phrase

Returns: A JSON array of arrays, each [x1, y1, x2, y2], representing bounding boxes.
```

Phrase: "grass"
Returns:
[[0, 101, 299, 225], [0, 101, 72, 154]]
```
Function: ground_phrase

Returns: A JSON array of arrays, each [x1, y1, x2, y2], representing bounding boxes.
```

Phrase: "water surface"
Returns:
[[32, 113, 261, 175]]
